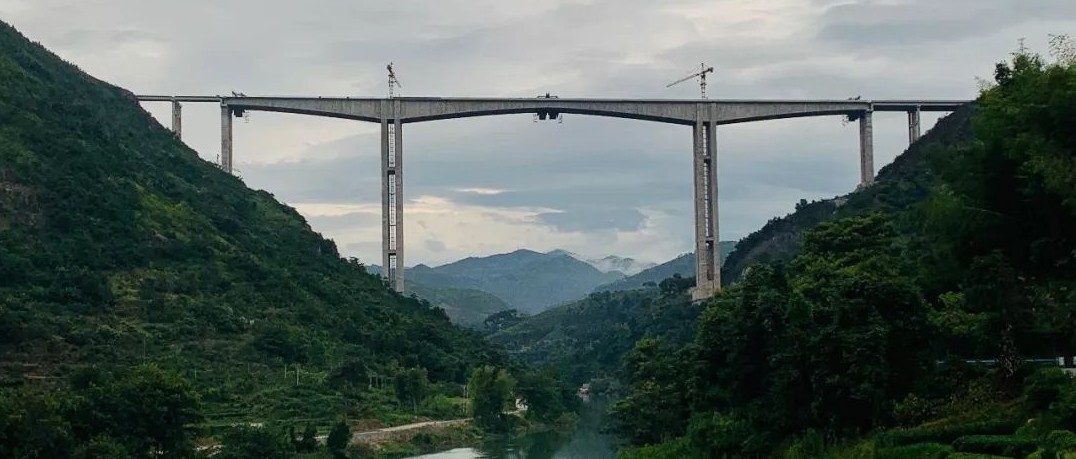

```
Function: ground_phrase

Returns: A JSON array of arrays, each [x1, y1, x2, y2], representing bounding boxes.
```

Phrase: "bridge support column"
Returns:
[[171, 99, 182, 139], [908, 107, 921, 145], [692, 120, 720, 301], [381, 108, 405, 293], [858, 108, 874, 186], [220, 104, 232, 173]]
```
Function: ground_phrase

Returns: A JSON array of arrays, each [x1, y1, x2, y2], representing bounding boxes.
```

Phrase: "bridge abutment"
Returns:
[[692, 120, 721, 301]]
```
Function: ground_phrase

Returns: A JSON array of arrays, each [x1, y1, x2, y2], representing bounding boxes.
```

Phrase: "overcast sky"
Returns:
[[3, 0, 1073, 267]]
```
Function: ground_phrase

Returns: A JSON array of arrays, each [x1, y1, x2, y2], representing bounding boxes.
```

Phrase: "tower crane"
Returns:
[[666, 63, 715, 99], [387, 62, 402, 98]]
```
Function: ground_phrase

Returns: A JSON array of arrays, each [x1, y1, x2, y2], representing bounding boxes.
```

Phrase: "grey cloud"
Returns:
[[7, 0, 1073, 264], [537, 208, 648, 233], [817, 0, 1076, 49], [424, 239, 447, 253]]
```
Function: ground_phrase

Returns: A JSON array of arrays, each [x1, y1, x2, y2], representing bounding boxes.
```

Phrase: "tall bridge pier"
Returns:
[[137, 95, 968, 300]]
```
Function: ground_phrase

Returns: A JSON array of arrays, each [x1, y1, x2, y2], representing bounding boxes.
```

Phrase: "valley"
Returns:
[[1, 13, 1075, 459]]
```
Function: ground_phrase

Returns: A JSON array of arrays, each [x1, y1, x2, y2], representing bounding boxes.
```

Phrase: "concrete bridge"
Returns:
[[137, 95, 969, 301]]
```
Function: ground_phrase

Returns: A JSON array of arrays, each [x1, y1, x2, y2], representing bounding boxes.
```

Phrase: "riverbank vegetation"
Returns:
[[615, 43, 1076, 458]]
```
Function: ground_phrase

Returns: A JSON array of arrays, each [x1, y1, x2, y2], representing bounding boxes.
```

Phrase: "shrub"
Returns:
[[1026, 368, 1074, 412], [876, 419, 1021, 446], [894, 393, 939, 427], [947, 453, 1011, 459], [875, 442, 953, 459], [952, 434, 1037, 457]]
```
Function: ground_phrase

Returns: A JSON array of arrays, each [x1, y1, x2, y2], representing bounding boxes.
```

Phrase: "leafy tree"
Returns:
[[468, 365, 516, 432], [216, 426, 293, 459], [394, 367, 430, 412], [70, 364, 201, 458], [515, 368, 579, 423], [483, 309, 527, 334], [0, 388, 74, 459], [326, 420, 352, 457], [297, 423, 318, 452]]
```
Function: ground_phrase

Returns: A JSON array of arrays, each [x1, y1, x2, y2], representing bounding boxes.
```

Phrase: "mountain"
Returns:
[[721, 105, 976, 283], [593, 241, 737, 293], [550, 250, 656, 276], [382, 250, 624, 314], [0, 21, 500, 425], [364, 265, 510, 326], [488, 288, 700, 385]]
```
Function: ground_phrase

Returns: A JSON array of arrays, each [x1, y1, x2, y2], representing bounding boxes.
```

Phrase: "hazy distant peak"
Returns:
[[546, 249, 656, 276]]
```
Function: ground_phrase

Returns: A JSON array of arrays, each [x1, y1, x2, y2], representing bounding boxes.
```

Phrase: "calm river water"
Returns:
[[406, 403, 616, 459]]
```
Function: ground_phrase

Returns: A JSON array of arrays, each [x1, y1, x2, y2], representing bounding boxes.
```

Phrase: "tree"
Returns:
[[216, 426, 292, 459], [70, 364, 201, 458], [515, 368, 579, 423], [394, 367, 430, 412], [326, 420, 352, 457], [297, 423, 318, 452], [468, 365, 516, 432]]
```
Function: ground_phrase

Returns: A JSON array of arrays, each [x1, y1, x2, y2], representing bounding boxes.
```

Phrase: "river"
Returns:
[[406, 403, 617, 459]]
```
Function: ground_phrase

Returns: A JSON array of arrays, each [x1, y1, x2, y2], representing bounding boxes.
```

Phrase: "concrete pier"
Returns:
[[220, 105, 233, 173], [381, 101, 405, 293], [171, 99, 182, 138], [908, 107, 922, 145], [858, 109, 874, 186], [692, 119, 721, 301]]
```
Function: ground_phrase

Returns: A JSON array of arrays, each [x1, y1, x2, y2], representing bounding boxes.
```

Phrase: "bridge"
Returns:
[[136, 95, 969, 301]]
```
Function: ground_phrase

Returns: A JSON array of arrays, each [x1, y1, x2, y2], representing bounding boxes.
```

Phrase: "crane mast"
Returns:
[[666, 63, 715, 99]]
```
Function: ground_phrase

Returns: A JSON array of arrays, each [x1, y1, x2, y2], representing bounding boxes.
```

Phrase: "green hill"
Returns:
[[0, 21, 501, 426], [488, 288, 700, 385], [404, 250, 623, 314], [721, 106, 976, 283], [406, 282, 512, 327]]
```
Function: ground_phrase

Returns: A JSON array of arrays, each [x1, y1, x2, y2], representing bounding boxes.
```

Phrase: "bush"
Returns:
[[1026, 368, 1074, 412], [876, 419, 1021, 446], [894, 393, 939, 427], [875, 442, 953, 459], [947, 454, 1011, 459], [952, 434, 1037, 457]]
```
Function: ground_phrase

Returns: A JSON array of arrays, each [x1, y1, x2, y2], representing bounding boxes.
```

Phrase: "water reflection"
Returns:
[[406, 403, 616, 459]]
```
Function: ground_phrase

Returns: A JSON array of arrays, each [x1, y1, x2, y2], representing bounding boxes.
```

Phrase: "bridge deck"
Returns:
[[137, 95, 969, 125]]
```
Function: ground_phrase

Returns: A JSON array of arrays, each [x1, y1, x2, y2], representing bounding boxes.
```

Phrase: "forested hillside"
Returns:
[[616, 47, 1076, 458], [721, 105, 976, 283], [0, 19, 502, 445]]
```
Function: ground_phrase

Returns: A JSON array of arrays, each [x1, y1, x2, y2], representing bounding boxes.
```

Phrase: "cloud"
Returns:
[[537, 208, 648, 233], [3, 0, 1073, 266]]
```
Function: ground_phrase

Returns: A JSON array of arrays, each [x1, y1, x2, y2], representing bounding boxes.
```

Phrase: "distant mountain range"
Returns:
[[550, 250, 657, 276], [367, 249, 625, 316], [593, 241, 737, 293], [371, 244, 746, 322]]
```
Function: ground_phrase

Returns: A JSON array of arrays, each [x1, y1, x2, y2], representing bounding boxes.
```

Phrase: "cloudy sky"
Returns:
[[3, 1, 1074, 267]]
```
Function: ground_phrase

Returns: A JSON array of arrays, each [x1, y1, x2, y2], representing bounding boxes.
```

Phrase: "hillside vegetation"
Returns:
[[615, 47, 1076, 458], [721, 106, 975, 283], [0, 19, 501, 441]]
